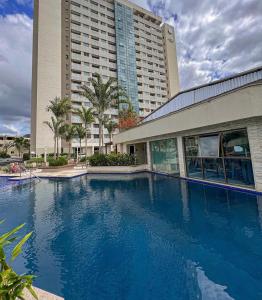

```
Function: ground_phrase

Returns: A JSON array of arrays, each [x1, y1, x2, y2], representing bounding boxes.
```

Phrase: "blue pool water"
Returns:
[[0, 173, 262, 300], [0, 176, 16, 189]]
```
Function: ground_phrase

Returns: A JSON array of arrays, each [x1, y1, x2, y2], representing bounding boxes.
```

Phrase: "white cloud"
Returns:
[[0, 14, 32, 135], [16, 0, 33, 7], [146, 0, 262, 89], [0, 0, 261, 135]]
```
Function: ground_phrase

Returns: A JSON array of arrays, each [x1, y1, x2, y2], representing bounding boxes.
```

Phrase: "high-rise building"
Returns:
[[31, 0, 180, 155]]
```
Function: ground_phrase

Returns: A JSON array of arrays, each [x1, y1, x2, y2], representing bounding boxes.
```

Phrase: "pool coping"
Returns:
[[24, 286, 63, 300], [1, 170, 261, 196]]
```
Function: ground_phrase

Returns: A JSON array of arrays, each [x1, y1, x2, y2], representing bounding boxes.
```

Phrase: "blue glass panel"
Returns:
[[225, 158, 255, 187], [150, 138, 180, 174], [186, 157, 203, 179], [115, 1, 139, 112], [203, 158, 225, 182]]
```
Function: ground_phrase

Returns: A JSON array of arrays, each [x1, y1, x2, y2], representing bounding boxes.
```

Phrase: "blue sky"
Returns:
[[0, 0, 33, 17], [0, 0, 261, 136]]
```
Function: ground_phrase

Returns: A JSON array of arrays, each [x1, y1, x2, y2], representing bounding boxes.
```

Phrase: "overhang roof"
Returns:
[[142, 66, 262, 124]]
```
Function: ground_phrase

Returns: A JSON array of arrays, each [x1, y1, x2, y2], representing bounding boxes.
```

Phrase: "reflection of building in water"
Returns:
[[257, 196, 262, 230]]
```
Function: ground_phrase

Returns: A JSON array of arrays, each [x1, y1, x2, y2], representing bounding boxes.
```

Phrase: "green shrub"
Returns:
[[0, 221, 38, 299], [27, 157, 45, 164], [23, 153, 30, 161], [48, 156, 68, 167], [0, 152, 10, 158], [1, 166, 10, 173], [88, 153, 135, 167], [80, 156, 89, 163]]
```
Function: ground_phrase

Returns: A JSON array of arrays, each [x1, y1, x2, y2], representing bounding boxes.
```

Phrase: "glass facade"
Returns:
[[115, 2, 139, 112], [150, 138, 179, 175], [184, 129, 255, 187]]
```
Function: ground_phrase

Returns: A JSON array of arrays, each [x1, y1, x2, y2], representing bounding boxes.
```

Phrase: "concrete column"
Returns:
[[122, 143, 127, 153], [146, 141, 152, 170], [177, 136, 186, 177], [247, 120, 262, 192]]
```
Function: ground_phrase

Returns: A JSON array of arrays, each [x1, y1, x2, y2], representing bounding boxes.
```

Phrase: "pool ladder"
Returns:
[[19, 164, 41, 183]]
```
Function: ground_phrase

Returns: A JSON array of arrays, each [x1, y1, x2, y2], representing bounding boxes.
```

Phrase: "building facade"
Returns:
[[31, 0, 180, 155], [114, 67, 262, 193], [0, 136, 30, 157]]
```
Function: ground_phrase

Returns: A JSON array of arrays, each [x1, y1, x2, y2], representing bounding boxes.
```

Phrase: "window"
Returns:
[[150, 138, 179, 175], [222, 129, 250, 157], [184, 129, 254, 187], [199, 135, 219, 157]]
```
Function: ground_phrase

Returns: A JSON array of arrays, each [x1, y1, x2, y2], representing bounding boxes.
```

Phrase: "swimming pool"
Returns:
[[0, 173, 261, 300], [0, 176, 16, 189]]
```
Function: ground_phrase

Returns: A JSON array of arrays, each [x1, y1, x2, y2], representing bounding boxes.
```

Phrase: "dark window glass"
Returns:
[[203, 158, 225, 182], [186, 158, 203, 179], [199, 135, 220, 157], [224, 158, 254, 186], [222, 130, 250, 157], [184, 137, 199, 157]]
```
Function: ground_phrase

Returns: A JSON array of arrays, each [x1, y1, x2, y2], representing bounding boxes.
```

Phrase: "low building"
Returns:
[[0, 135, 30, 157], [114, 67, 262, 193]]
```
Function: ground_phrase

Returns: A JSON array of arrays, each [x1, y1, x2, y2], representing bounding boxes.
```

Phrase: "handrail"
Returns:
[[18, 163, 41, 183]]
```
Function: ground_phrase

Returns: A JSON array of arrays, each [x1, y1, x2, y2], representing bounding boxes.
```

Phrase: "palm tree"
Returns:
[[74, 106, 94, 159], [44, 117, 64, 158], [60, 124, 76, 159], [23, 139, 30, 158], [80, 74, 129, 153], [46, 97, 72, 157], [12, 137, 27, 158], [47, 97, 72, 119], [105, 120, 118, 145], [2, 141, 13, 155], [75, 125, 86, 158]]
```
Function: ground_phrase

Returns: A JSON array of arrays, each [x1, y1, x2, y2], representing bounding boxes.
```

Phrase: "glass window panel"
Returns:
[[184, 137, 199, 157], [199, 135, 220, 157], [203, 158, 225, 182], [224, 158, 254, 186], [150, 139, 179, 175], [222, 130, 250, 157], [186, 158, 203, 179]]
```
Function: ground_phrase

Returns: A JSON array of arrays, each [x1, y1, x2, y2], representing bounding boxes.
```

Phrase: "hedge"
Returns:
[[88, 153, 135, 167], [48, 156, 68, 167]]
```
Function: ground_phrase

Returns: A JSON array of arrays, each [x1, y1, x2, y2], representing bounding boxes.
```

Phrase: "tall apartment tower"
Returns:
[[31, 0, 180, 155]]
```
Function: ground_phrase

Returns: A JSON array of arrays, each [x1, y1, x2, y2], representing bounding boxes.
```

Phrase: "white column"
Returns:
[[177, 136, 186, 177], [146, 141, 152, 170], [247, 121, 262, 192], [122, 143, 127, 153]]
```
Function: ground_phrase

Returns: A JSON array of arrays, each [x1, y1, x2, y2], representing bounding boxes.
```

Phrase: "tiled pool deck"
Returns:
[[24, 287, 63, 300]]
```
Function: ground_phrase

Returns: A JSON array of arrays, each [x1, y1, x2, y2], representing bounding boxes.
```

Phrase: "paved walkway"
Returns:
[[1, 165, 148, 180]]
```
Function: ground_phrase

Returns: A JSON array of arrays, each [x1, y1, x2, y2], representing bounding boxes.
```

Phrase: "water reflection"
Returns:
[[0, 174, 261, 300]]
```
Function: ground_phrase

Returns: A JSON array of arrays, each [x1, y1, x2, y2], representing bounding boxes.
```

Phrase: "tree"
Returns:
[[44, 117, 64, 159], [23, 139, 30, 155], [47, 97, 72, 120], [119, 105, 139, 131], [75, 125, 86, 158], [12, 137, 29, 158], [104, 120, 118, 144], [60, 124, 76, 159], [46, 97, 72, 157], [80, 73, 129, 153], [74, 106, 94, 159], [2, 141, 13, 155]]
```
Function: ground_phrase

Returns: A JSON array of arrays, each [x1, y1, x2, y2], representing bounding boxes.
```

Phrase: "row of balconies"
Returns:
[[71, 46, 116, 61], [71, 19, 115, 37], [70, 5, 115, 27]]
